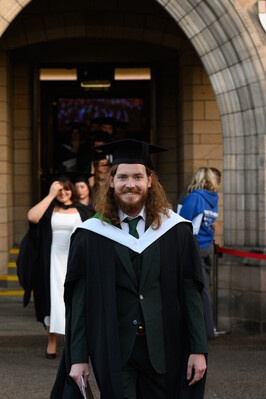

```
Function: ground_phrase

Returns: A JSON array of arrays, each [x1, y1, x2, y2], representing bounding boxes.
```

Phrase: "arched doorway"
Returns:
[[0, 0, 264, 256]]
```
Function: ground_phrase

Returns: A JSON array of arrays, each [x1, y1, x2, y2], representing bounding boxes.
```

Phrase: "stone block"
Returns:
[[216, 258, 266, 334], [0, 252, 8, 274], [13, 175, 30, 193], [14, 148, 31, 163], [205, 100, 220, 120]]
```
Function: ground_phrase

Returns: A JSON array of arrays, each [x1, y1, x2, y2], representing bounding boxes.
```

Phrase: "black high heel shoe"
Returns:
[[45, 352, 56, 359]]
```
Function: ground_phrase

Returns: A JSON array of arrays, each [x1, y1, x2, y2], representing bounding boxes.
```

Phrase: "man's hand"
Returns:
[[187, 354, 207, 386], [69, 363, 90, 393]]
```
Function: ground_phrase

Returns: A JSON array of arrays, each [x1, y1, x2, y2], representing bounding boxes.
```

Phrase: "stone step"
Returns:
[[0, 289, 23, 297], [0, 248, 23, 294], [6, 261, 17, 276]]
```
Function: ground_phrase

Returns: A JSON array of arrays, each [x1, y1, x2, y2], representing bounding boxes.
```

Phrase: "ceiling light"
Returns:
[[80, 80, 111, 89], [39, 68, 77, 81], [114, 68, 151, 80]]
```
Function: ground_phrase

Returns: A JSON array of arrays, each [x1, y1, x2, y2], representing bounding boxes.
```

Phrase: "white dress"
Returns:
[[48, 211, 82, 334]]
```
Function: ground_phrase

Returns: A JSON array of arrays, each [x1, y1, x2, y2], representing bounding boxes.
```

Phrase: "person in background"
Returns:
[[209, 167, 221, 243], [74, 175, 95, 218], [98, 116, 116, 136], [210, 167, 221, 186], [92, 129, 112, 148], [179, 167, 219, 339], [176, 167, 221, 215], [89, 117, 115, 135], [74, 176, 91, 207], [77, 129, 111, 174], [78, 130, 110, 177], [27, 176, 92, 359], [51, 140, 207, 399], [89, 153, 111, 200], [58, 123, 84, 172]]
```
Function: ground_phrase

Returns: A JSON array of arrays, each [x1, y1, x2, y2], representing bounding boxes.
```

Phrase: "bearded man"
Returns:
[[51, 140, 208, 399]]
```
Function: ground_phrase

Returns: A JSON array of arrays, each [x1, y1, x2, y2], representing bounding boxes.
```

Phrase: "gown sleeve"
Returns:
[[183, 279, 208, 354], [70, 278, 89, 364]]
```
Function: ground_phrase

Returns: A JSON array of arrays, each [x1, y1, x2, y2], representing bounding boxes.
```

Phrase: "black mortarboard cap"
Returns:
[[94, 139, 167, 170], [72, 173, 94, 184], [92, 130, 112, 143], [92, 151, 110, 162]]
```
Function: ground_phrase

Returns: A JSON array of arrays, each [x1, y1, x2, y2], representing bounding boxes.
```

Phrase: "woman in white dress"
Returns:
[[27, 176, 93, 358]]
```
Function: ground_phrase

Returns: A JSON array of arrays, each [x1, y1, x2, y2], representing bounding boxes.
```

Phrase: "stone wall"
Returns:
[[0, 52, 13, 274], [178, 49, 223, 245], [13, 64, 32, 246], [217, 254, 266, 334]]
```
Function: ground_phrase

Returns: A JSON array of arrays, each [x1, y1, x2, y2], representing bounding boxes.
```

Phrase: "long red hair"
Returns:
[[94, 165, 172, 229]]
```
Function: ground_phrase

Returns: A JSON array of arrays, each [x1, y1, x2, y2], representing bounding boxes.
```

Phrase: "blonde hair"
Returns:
[[188, 167, 219, 193]]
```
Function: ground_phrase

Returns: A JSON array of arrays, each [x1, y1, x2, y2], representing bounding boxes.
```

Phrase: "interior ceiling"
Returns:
[[9, 38, 181, 64], [1, 0, 189, 64]]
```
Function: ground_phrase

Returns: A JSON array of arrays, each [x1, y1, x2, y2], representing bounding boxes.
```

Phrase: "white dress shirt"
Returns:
[[119, 208, 146, 237]]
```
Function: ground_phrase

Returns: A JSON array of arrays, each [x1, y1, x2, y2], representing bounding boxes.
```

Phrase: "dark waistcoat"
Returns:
[[115, 240, 166, 373]]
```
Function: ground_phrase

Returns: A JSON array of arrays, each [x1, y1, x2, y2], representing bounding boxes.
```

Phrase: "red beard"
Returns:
[[114, 188, 148, 215]]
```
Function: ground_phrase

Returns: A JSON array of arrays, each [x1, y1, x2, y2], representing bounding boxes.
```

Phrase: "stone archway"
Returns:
[[0, 0, 266, 332], [0, 0, 31, 36], [156, 0, 266, 247], [0, 0, 266, 247]]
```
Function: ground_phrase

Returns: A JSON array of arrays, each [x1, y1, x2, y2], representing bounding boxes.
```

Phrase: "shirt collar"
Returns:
[[119, 207, 146, 223]]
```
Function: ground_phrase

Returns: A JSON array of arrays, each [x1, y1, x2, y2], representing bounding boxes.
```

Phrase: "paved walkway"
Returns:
[[0, 294, 265, 399]]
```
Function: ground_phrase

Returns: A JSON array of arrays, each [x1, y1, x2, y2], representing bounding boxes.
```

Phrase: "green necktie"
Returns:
[[125, 216, 141, 238]]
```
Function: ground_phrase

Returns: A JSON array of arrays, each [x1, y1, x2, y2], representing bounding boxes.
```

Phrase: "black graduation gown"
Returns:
[[18, 202, 93, 323], [51, 219, 208, 399]]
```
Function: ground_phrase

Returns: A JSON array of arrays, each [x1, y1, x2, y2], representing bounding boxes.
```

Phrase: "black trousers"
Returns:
[[122, 335, 166, 399], [200, 245, 215, 338]]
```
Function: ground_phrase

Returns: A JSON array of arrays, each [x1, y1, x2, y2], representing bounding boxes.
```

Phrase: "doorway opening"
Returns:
[[37, 65, 152, 198]]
